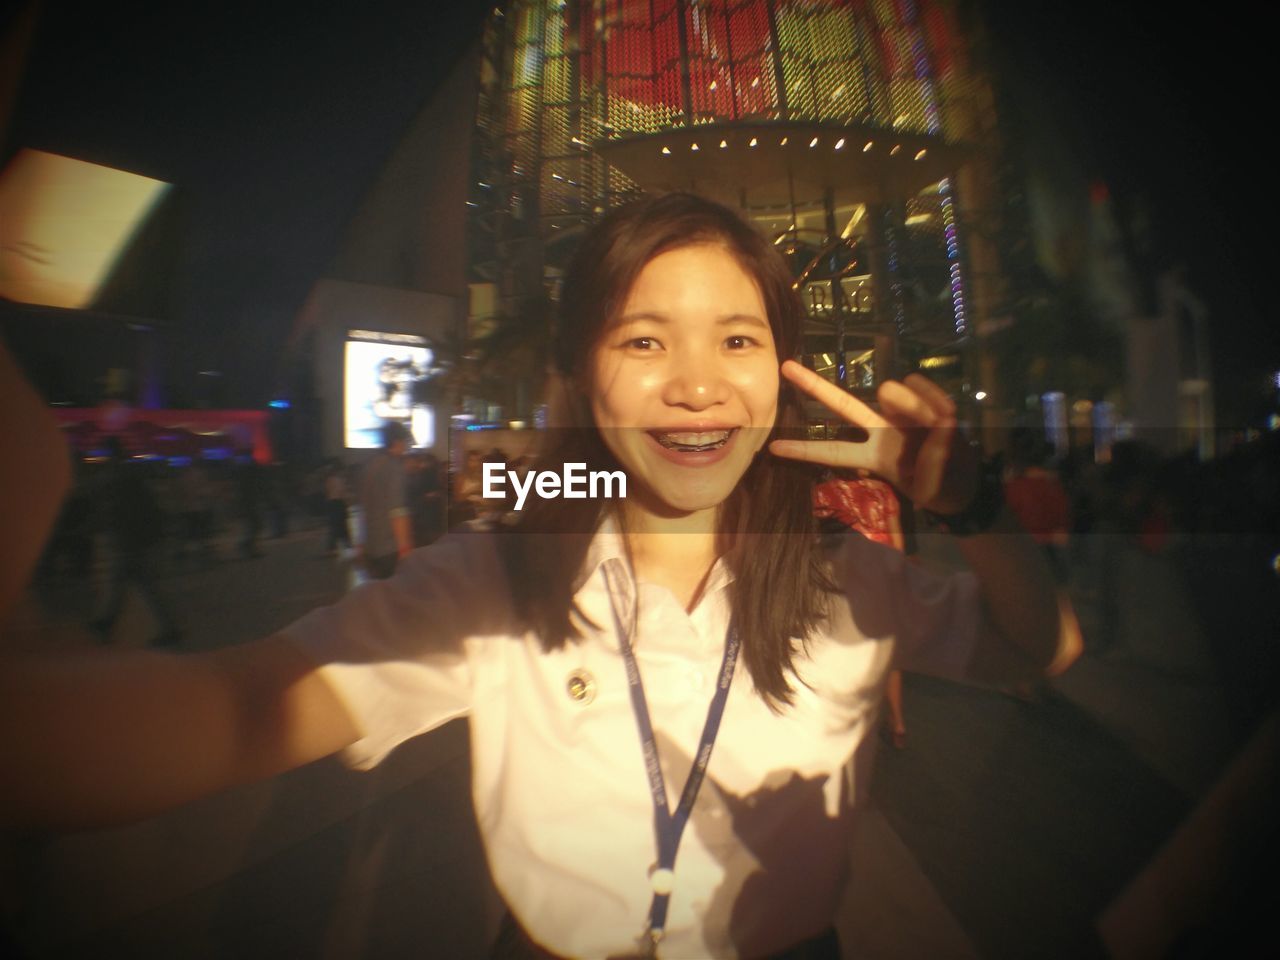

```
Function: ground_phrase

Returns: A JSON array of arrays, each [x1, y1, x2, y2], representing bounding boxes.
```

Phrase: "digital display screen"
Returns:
[[343, 332, 435, 450]]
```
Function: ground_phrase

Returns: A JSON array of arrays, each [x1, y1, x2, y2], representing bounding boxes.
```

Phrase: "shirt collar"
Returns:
[[570, 511, 737, 608], [570, 511, 628, 597]]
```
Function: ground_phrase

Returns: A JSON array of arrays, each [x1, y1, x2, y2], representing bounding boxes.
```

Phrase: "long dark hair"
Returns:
[[501, 192, 833, 708]]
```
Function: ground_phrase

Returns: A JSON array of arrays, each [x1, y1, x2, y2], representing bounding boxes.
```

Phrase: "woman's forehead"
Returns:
[[617, 243, 766, 315]]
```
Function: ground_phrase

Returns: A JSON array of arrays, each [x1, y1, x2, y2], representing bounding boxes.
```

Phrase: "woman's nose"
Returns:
[[662, 353, 730, 409]]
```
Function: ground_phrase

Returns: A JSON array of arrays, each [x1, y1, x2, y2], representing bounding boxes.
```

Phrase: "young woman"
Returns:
[[0, 193, 1078, 959]]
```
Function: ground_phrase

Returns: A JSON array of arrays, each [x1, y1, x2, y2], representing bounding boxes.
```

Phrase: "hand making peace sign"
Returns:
[[769, 359, 980, 516]]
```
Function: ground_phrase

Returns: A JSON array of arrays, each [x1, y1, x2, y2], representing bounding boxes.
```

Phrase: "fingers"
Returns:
[[769, 438, 874, 470], [876, 380, 939, 427], [869, 375, 962, 506], [783, 363, 954, 429], [903, 373, 956, 420], [877, 376, 956, 429], [780, 360, 888, 429], [913, 418, 956, 505]]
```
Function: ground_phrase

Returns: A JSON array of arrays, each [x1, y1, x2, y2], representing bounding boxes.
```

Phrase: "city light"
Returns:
[[479, 0, 981, 441], [919, 356, 958, 369]]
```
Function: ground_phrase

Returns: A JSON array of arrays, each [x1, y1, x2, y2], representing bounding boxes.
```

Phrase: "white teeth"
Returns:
[[654, 429, 733, 450]]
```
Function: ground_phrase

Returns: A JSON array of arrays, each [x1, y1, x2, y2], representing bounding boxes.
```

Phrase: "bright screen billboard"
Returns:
[[343, 330, 435, 450]]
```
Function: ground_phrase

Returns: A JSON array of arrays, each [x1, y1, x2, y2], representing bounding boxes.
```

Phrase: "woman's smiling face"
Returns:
[[588, 242, 779, 518]]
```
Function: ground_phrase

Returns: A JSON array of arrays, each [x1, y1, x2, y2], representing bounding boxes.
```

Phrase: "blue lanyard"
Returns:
[[605, 566, 740, 954]]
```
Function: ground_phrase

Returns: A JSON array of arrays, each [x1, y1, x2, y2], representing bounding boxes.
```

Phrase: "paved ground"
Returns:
[[3, 520, 1262, 958]]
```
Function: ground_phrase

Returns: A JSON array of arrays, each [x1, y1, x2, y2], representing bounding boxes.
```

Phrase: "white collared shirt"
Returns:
[[285, 521, 983, 958]]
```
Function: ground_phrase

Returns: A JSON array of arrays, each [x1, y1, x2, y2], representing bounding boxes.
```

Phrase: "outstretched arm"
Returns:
[[771, 360, 1081, 683], [0, 635, 361, 828], [0, 340, 71, 618], [0, 342, 361, 829]]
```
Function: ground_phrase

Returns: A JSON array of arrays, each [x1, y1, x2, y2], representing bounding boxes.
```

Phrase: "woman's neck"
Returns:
[[620, 504, 721, 612]]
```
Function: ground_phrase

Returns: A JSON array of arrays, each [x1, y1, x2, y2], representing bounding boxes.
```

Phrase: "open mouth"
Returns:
[[649, 428, 737, 453]]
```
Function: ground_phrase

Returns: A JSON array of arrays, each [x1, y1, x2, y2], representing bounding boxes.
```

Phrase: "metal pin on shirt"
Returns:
[[566, 669, 596, 704]]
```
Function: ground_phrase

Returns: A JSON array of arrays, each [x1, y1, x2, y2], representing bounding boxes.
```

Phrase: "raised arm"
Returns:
[[0, 636, 361, 828], [770, 360, 1081, 684]]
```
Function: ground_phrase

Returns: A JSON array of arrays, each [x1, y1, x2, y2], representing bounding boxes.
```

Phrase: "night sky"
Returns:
[[6, 0, 493, 406], [6, 0, 1274, 424], [981, 0, 1274, 425]]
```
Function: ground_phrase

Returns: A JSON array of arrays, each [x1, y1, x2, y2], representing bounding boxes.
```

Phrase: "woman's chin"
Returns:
[[627, 473, 742, 519]]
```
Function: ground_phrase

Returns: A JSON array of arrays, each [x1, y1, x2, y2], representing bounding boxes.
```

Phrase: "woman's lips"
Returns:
[[644, 427, 740, 466], [651, 428, 733, 451]]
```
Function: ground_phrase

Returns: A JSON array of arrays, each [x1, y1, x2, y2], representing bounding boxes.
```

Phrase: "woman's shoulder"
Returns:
[[316, 531, 524, 647], [401, 528, 508, 585]]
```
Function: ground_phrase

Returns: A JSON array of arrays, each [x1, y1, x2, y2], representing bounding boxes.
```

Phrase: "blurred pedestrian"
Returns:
[[233, 450, 265, 559], [176, 461, 217, 566], [90, 438, 181, 647], [407, 452, 446, 546], [322, 460, 352, 557], [358, 422, 412, 579], [1003, 428, 1071, 583], [450, 448, 484, 528], [38, 461, 95, 581], [265, 463, 290, 540]]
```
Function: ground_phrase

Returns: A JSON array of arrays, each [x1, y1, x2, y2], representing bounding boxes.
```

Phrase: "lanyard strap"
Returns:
[[604, 564, 740, 948]]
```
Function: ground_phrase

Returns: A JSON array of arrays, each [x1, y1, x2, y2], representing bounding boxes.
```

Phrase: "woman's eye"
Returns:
[[626, 337, 658, 351], [725, 335, 756, 350]]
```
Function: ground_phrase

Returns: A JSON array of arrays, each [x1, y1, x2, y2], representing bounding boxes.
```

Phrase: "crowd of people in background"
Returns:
[[31, 427, 1279, 733], [807, 423, 1280, 741], [33, 437, 525, 641]]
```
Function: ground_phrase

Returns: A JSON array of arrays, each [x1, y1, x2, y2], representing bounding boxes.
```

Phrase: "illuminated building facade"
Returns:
[[468, 0, 1001, 423]]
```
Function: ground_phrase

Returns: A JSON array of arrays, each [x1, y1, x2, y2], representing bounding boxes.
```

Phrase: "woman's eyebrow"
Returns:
[[613, 312, 768, 327], [615, 312, 670, 325], [717, 313, 769, 328]]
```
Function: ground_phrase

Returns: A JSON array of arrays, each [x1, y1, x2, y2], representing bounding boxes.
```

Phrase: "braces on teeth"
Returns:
[[653, 429, 734, 452]]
